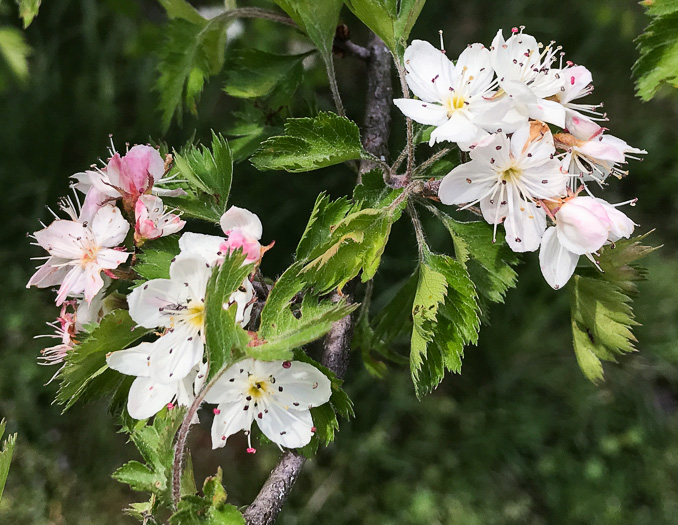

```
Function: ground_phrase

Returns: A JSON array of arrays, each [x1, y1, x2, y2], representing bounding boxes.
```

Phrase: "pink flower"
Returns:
[[134, 194, 185, 244], [27, 203, 130, 305]]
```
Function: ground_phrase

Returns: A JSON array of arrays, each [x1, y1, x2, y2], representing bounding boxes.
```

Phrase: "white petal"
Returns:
[[147, 326, 204, 384], [257, 404, 314, 449], [454, 43, 493, 93], [169, 253, 213, 303], [393, 99, 448, 126], [27, 257, 71, 288], [127, 377, 176, 420], [106, 343, 153, 377], [83, 263, 105, 303], [438, 163, 495, 206], [128, 278, 187, 328], [179, 232, 226, 266], [526, 99, 566, 128], [403, 40, 453, 102], [96, 248, 130, 269], [34, 220, 88, 259], [211, 401, 252, 449], [504, 196, 546, 252], [555, 198, 610, 255], [539, 227, 579, 290], [220, 206, 263, 240], [204, 360, 251, 404], [91, 204, 130, 247], [265, 360, 332, 409], [56, 266, 86, 306], [429, 111, 488, 146]]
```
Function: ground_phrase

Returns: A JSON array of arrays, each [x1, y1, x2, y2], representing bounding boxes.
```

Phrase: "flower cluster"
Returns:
[[396, 28, 644, 289], [28, 142, 332, 453]]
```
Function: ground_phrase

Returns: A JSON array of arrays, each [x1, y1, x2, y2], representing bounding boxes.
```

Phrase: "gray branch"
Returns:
[[242, 33, 393, 525]]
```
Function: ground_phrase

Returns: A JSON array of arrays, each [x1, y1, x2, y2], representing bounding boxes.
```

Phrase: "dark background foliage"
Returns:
[[1, 0, 677, 523]]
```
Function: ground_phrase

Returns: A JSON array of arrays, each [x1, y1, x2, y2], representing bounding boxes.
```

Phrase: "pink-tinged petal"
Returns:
[[34, 220, 89, 259], [220, 206, 263, 240], [127, 377, 176, 420], [128, 278, 187, 328], [97, 248, 130, 269], [566, 112, 601, 140], [257, 403, 314, 449], [168, 254, 213, 303], [27, 257, 70, 288], [56, 266, 86, 306], [555, 198, 610, 255], [594, 199, 635, 241], [393, 99, 448, 126], [83, 263, 105, 303], [504, 196, 546, 253], [91, 204, 130, 247], [558, 65, 592, 104], [147, 327, 203, 384], [107, 343, 153, 377], [539, 227, 579, 290], [438, 163, 495, 206], [80, 187, 111, 224], [256, 360, 331, 409], [121, 145, 164, 195], [222, 230, 262, 264], [72, 169, 121, 200], [403, 40, 454, 102], [179, 232, 226, 266], [429, 111, 487, 145], [210, 401, 252, 449]]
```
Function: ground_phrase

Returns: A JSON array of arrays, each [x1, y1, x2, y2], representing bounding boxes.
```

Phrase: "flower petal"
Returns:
[[127, 278, 187, 328], [179, 232, 226, 266], [127, 377, 176, 420], [393, 99, 448, 126], [34, 220, 89, 259], [504, 196, 546, 252], [210, 401, 252, 449], [403, 39, 453, 102], [107, 343, 153, 377], [147, 326, 204, 384], [257, 403, 315, 449], [539, 227, 579, 290], [263, 360, 332, 409], [168, 253, 213, 303], [438, 163, 495, 206], [555, 198, 610, 255], [91, 204, 130, 247], [220, 206, 263, 240]]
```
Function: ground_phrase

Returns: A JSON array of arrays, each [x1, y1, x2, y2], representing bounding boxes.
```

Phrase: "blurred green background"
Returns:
[[1, 0, 677, 523]]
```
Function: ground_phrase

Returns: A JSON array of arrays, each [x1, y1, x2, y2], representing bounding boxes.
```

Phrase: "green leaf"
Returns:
[[169, 468, 246, 524], [274, 0, 342, 61], [438, 213, 519, 304], [255, 263, 359, 359], [204, 252, 252, 382], [16, 0, 41, 28], [634, 2, 678, 100], [223, 48, 307, 101], [0, 28, 30, 85], [250, 112, 366, 173], [158, 0, 205, 24], [569, 233, 658, 382], [0, 420, 16, 502], [56, 310, 152, 410], [373, 272, 419, 344], [344, 0, 426, 56], [353, 169, 405, 213], [157, 17, 229, 130], [410, 245, 480, 398], [113, 408, 190, 506], [296, 193, 356, 261], [301, 205, 402, 293], [135, 236, 181, 281]]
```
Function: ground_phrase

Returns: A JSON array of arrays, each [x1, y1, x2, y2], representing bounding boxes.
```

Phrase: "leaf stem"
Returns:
[[408, 201, 427, 258], [324, 58, 346, 118], [219, 7, 297, 27], [395, 59, 415, 183], [413, 147, 454, 178]]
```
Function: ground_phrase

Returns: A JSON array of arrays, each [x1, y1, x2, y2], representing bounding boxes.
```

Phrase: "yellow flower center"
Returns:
[[444, 93, 466, 117], [500, 166, 523, 183], [184, 300, 205, 331], [246, 376, 271, 400]]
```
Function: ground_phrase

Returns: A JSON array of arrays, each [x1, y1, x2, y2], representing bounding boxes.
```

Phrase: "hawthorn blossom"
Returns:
[[490, 28, 566, 128], [179, 206, 266, 266], [556, 114, 646, 187], [206, 359, 331, 452], [394, 39, 508, 147], [134, 194, 185, 244], [107, 345, 207, 420], [539, 196, 635, 289], [27, 203, 130, 305], [438, 121, 567, 252], [37, 301, 78, 368]]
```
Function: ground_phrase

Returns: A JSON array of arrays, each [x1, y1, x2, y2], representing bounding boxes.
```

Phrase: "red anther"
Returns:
[[166, 402, 174, 409], [311, 427, 317, 433], [282, 361, 292, 369], [246, 447, 257, 454], [213, 408, 221, 415]]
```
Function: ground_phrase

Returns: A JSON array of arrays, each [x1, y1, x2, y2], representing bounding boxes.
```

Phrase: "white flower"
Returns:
[[122, 253, 213, 384], [205, 359, 331, 451], [107, 344, 207, 420], [27, 203, 130, 305], [556, 114, 646, 187], [490, 28, 566, 128], [539, 196, 635, 289], [179, 206, 265, 266], [134, 194, 185, 243], [393, 39, 508, 147], [438, 121, 567, 252]]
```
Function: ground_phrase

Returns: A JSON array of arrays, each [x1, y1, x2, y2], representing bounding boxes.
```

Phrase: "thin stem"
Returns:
[[408, 201, 427, 258], [396, 60, 415, 182], [413, 147, 454, 178], [220, 7, 296, 27], [325, 58, 346, 118], [391, 147, 408, 174]]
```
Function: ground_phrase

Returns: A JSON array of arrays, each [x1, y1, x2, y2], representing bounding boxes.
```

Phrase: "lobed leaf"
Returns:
[[134, 235, 181, 281], [250, 112, 366, 173], [56, 310, 152, 410], [0, 419, 16, 502], [204, 252, 252, 382], [16, 0, 42, 28]]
